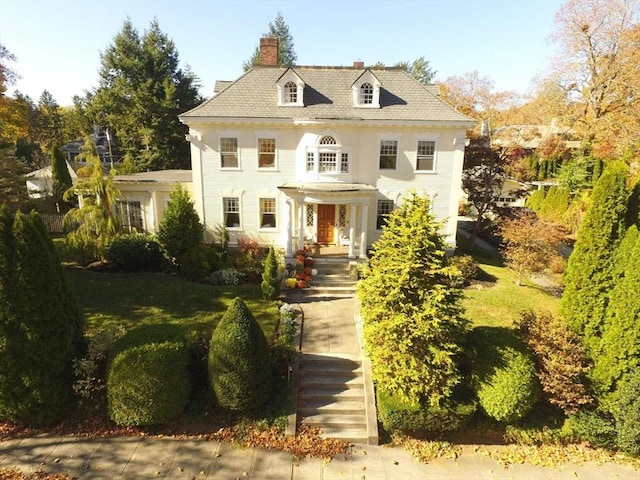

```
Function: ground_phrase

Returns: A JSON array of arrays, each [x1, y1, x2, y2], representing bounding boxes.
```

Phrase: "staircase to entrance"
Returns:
[[289, 258, 378, 445]]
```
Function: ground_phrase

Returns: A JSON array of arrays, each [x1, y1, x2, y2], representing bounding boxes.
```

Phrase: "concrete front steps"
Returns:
[[307, 259, 357, 297], [298, 353, 370, 444]]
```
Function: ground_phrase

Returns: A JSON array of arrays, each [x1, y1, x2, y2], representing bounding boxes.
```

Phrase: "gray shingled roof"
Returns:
[[113, 169, 192, 184], [181, 66, 475, 125]]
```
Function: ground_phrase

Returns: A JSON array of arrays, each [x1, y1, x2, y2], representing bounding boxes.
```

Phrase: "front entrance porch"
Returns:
[[279, 182, 377, 259]]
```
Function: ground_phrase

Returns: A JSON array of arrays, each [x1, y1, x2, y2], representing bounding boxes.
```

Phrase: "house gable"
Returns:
[[276, 68, 305, 107]]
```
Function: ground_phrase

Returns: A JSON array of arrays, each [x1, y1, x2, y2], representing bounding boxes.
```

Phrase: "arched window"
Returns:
[[284, 81, 297, 103], [319, 135, 337, 145], [360, 82, 373, 104]]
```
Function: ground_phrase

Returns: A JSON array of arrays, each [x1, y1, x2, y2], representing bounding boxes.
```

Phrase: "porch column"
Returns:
[[285, 200, 293, 255], [149, 191, 158, 233], [348, 203, 356, 258], [359, 202, 369, 259], [297, 202, 304, 252]]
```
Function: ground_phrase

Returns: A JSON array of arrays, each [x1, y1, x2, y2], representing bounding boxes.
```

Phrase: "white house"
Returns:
[[180, 38, 476, 258]]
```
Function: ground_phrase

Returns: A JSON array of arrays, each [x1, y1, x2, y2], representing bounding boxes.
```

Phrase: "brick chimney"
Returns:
[[260, 37, 279, 65], [353, 60, 365, 69]]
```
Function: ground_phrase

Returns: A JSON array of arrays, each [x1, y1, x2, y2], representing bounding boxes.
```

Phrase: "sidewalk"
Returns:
[[0, 292, 636, 479]]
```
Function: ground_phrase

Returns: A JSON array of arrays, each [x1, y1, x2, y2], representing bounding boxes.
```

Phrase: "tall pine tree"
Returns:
[[560, 162, 628, 354], [91, 19, 202, 171], [243, 12, 297, 70], [50, 144, 72, 206], [0, 209, 83, 425], [357, 193, 467, 406]]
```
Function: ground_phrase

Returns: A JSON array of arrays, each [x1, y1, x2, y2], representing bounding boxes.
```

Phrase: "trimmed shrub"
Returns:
[[209, 267, 244, 286], [157, 185, 203, 262], [178, 243, 212, 281], [377, 389, 476, 437], [613, 370, 640, 455], [106, 233, 165, 272], [450, 254, 479, 285], [568, 410, 616, 450], [470, 327, 540, 423], [261, 246, 280, 300], [209, 297, 271, 412], [107, 341, 190, 426]]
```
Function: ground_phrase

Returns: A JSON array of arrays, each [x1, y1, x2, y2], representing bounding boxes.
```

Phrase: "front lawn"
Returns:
[[64, 266, 279, 342], [462, 262, 560, 328]]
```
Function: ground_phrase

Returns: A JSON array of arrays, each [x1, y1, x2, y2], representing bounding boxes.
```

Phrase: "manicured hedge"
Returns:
[[106, 233, 165, 272], [107, 324, 190, 426], [469, 327, 540, 423], [377, 389, 476, 437]]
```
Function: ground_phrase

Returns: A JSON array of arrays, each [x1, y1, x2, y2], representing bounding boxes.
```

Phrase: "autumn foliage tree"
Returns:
[[516, 310, 592, 414], [358, 193, 467, 407], [500, 214, 564, 285]]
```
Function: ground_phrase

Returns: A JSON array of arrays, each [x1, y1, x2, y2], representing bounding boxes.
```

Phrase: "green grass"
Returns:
[[462, 262, 560, 328], [64, 266, 279, 342]]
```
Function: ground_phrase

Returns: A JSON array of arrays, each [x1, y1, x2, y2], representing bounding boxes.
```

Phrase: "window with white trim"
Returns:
[[220, 138, 238, 168], [360, 82, 373, 104], [259, 198, 276, 228], [258, 138, 276, 169], [379, 140, 398, 169], [376, 199, 393, 230], [116, 201, 143, 232], [284, 81, 297, 103], [306, 135, 349, 174], [223, 197, 240, 228], [416, 140, 436, 172]]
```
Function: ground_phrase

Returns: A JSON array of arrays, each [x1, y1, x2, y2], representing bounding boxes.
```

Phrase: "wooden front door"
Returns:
[[317, 204, 335, 244]]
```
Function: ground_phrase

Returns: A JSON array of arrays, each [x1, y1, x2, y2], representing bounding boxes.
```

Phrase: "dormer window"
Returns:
[[353, 70, 381, 108], [277, 68, 305, 106], [360, 83, 373, 104], [284, 81, 297, 103]]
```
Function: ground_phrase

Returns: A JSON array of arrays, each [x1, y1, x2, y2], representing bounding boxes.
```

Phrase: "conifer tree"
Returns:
[[208, 297, 271, 411], [157, 185, 203, 262], [357, 193, 467, 406], [243, 12, 297, 69], [591, 226, 640, 401], [560, 162, 628, 354], [261, 246, 279, 300], [50, 145, 72, 206], [0, 209, 83, 425]]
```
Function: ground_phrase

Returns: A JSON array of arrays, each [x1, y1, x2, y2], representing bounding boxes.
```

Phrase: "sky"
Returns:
[[0, 0, 566, 106]]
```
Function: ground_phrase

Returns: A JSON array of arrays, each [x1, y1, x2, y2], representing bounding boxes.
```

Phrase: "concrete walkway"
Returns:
[[0, 290, 636, 479]]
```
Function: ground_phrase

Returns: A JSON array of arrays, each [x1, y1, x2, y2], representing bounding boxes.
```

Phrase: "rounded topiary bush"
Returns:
[[106, 233, 165, 272], [107, 325, 190, 426], [209, 297, 271, 412], [470, 327, 540, 423], [107, 342, 190, 426]]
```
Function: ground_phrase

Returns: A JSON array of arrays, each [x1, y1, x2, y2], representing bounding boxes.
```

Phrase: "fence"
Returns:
[[40, 213, 65, 233]]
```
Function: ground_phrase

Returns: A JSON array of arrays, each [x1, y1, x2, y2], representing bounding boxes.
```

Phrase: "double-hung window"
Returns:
[[220, 138, 238, 168], [376, 200, 394, 230], [307, 135, 349, 174], [258, 138, 276, 168], [416, 140, 436, 172], [284, 81, 297, 103], [259, 198, 276, 228], [379, 140, 398, 169], [360, 82, 373, 104], [223, 197, 240, 228]]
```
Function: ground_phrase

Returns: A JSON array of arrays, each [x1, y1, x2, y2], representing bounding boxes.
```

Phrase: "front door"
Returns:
[[317, 204, 335, 244]]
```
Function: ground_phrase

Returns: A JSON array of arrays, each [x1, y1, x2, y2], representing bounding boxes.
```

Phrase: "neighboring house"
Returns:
[[112, 170, 192, 234], [179, 37, 476, 258], [25, 161, 82, 199], [496, 177, 529, 208], [492, 119, 581, 156], [60, 125, 114, 164]]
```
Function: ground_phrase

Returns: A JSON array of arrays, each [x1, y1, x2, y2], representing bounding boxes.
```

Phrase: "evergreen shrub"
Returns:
[[568, 410, 617, 450], [208, 297, 271, 411], [450, 254, 479, 285], [377, 389, 475, 437], [107, 341, 190, 426], [106, 233, 165, 272], [261, 246, 280, 300], [613, 370, 640, 456], [470, 327, 540, 423]]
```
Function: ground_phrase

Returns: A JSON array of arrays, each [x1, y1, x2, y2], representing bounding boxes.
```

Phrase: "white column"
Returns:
[[348, 203, 356, 258], [359, 202, 369, 259], [149, 191, 158, 233], [297, 202, 304, 252], [285, 200, 292, 255]]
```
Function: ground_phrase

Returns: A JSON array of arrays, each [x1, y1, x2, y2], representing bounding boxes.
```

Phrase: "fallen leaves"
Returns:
[[391, 435, 461, 464], [0, 469, 72, 480], [212, 424, 349, 460]]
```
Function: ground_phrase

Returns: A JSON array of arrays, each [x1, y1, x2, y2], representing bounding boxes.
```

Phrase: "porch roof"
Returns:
[[278, 182, 377, 194]]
